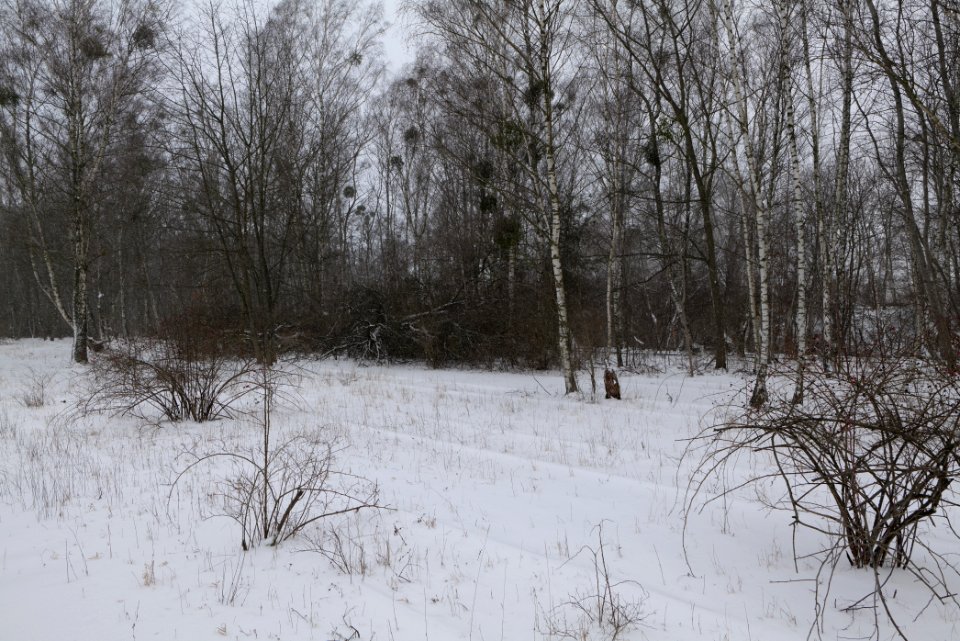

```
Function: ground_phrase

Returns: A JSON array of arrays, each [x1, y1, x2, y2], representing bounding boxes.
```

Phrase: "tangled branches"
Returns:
[[173, 368, 380, 550], [86, 339, 257, 422], [690, 357, 960, 638]]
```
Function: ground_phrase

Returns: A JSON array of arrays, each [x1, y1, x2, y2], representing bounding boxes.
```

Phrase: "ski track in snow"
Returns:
[[0, 339, 958, 641]]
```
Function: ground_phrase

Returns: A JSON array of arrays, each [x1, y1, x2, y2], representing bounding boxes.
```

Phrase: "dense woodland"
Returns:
[[0, 0, 958, 392]]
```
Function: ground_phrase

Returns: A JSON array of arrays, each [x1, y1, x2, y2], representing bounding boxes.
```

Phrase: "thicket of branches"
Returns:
[[687, 344, 960, 638], [0, 0, 957, 380], [85, 312, 259, 421]]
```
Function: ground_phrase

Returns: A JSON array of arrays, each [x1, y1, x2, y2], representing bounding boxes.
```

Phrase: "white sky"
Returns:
[[182, 1, 416, 73], [381, 0, 416, 72]]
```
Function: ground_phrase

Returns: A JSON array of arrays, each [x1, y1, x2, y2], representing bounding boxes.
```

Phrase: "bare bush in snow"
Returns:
[[174, 368, 380, 550], [690, 355, 960, 636], [85, 336, 257, 423], [16, 369, 50, 408], [539, 523, 648, 641]]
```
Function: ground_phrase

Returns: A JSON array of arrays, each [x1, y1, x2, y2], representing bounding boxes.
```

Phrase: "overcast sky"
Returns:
[[381, 0, 415, 72]]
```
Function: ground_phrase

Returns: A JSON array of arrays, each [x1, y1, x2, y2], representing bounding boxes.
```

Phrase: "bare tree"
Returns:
[[856, 0, 959, 371], [415, 0, 583, 392], [776, 0, 809, 403], [0, 0, 169, 361], [591, 0, 731, 370], [170, 0, 383, 363], [719, 0, 777, 407], [582, 8, 638, 367]]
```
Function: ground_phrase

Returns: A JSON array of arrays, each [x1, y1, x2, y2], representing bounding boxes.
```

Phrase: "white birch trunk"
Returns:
[[27, 230, 73, 330], [739, 192, 761, 358], [797, 0, 826, 371], [778, 0, 808, 403], [721, 0, 770, 407], [606, 185, 622, 362], [601, 29, 628, 368], [72, 215, 89, 363], [723, 102, 761, 363], [537, 0, 577, 394]]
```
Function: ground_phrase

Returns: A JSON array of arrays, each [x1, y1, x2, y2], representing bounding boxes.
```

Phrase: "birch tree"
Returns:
[[776, 0, 809, 403], [416, 0, 582, 393], [0, 0, 168, 362], [720, 0, 773, 407], [583, 3, 639, 367], [825, 0, 855, 368], [794, 0, 830, 370]]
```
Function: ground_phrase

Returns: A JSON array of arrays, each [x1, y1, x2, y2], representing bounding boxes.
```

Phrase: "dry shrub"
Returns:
[[86, 319, 257, 422], [690, 355, 960, 635], [538, 523, 648, 641], [174, 369, 380, 550], [16, 369, 50, 408], [213, 431, 380, 550]]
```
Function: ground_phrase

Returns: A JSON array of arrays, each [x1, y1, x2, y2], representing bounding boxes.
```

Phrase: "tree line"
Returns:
[[1, 0, 957, 394]]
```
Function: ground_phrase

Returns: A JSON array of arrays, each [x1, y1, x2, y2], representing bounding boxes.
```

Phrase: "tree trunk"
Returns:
[[651, 131, 695, 376], [606, 177, 624, 365], [797, 0, 826, 372], [740, 203, 761, 357], [72, 215, 89, 364], [863, 0, 958, 371], [721, 0, 769, 407], [779, 0, 807, 404], [827, 0, 855, 369], [538, 1, 577, 394]]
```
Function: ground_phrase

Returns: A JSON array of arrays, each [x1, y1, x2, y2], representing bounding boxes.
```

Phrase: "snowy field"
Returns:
[[0, 339, 957, 641]]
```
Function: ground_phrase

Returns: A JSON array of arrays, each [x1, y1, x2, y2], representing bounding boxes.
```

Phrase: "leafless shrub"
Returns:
[[0, 410, 17, 439], [311, 513, 371, 576], [620, 348, 716, 376], [689, 356, 960, 638], [7, 417, 100, 518], [305, 513, 416, 581], [539, 524, 648, 641], [86, 338, 257, 422], [173, 368, 380, 550], [16, 369, 50, 408], [216, 552, 249, 606], [141, 560, 156, 587], [218, 433, 379, 550]]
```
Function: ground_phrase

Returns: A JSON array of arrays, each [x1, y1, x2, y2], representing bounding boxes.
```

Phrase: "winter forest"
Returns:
[[2, 0, 960, 640], [0, 0, 955, 380]]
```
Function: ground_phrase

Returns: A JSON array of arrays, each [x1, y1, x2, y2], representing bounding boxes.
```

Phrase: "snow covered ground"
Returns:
[[0, 339, 956, 640]]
